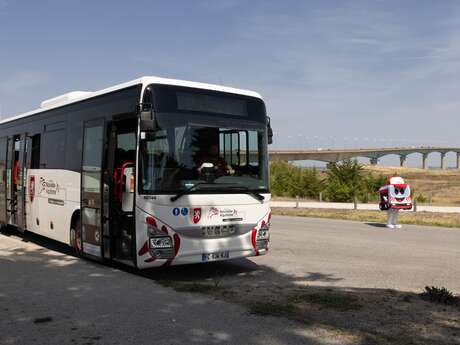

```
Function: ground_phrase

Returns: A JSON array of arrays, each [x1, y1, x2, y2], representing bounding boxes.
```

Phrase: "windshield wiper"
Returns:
[[170, 182, 266, 203], [220, 184, 265, 202], [170, 182, 216, 202]]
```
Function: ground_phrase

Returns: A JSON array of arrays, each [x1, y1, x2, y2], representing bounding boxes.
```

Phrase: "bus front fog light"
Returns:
[[149, 236, 173, 249]]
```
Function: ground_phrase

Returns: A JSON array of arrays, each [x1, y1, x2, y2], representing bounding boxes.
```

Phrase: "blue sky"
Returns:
[[1, 0, 459, 166]]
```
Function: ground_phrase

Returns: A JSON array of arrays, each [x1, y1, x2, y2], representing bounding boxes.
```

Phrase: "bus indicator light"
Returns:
[[130, 175, 135, 193]]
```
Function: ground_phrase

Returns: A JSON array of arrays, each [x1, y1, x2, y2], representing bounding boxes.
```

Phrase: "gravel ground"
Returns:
[[1, 216, 459, 345]]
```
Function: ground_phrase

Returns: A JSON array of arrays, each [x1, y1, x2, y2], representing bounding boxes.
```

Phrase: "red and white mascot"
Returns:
[[379, 176, 412, 228]]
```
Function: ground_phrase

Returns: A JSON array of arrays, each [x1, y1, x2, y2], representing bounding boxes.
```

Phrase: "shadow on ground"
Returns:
[[365, 222, 388, 228], [1, 229, 459, 345]]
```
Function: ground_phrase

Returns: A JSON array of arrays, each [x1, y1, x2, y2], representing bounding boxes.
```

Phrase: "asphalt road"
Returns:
[[1, 216, 459, 345], [267, 216, 460, 292]]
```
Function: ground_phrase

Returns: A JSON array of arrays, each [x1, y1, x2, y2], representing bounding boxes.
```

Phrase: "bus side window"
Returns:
[[116, 132, 136, 165], [30, 134, 41, 169], [41, 129, 66, 169]]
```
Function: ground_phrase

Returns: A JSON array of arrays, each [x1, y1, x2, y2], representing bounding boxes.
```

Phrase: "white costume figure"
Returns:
[[379, 176, 412, 229], [386, 208, 400, 229]]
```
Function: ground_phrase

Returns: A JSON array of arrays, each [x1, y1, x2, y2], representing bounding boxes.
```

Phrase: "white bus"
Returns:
[[0, 76, 272, 268]]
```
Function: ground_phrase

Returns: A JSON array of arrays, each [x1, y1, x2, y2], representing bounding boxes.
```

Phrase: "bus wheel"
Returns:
[[71, 218, 83, 256]]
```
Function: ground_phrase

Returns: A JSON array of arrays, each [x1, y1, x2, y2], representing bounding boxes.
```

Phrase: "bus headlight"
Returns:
[[149, 236, 173, 249], [257, 225, 270, 241]]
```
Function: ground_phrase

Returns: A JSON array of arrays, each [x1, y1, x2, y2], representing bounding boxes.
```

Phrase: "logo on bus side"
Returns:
[[29, 176, 35, 202], [172, 207, 189, 217], [207, 207, 240, 219], [192, 208, 202, 224], [39, 177, 60, 195]]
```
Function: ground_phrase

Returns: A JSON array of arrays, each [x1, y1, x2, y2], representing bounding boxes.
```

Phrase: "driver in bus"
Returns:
[[197, 144, 235, 177]]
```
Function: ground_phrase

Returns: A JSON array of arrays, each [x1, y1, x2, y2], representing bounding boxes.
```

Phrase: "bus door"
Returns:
[[81, 119, 105, 258], [15, 134, 27, 230], [0, 137, 7, 225], [5, 135, 27, 229], [109, 121, 137, 262]]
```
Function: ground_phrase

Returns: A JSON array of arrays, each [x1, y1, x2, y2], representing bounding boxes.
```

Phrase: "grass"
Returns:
[[288, 292, 362, 312], [272, 207, 460, 228], [158, 280, 222, 294], [156, 276, 460, 345], [247, 301, 301, 318], [248, 292, 361, 322]]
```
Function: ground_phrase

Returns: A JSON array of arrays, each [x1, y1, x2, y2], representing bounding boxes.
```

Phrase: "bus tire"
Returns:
[[70, 217, 83, 257], [0, 224, 12, 234]]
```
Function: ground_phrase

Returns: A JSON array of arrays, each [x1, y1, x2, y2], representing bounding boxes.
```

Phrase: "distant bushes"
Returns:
[[270, 161, 323, 198], [270, 159, 386, 202], [421, 286, 459, 306], [413, 189, 428, 203]]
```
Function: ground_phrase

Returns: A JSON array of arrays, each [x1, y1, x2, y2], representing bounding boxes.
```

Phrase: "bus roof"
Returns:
[[0, 76, 263, 125]]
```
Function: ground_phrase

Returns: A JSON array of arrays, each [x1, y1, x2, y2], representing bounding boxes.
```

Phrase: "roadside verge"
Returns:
[[271, 207, 460, 228]]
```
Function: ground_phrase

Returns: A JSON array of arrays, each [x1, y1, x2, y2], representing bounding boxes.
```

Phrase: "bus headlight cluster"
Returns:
[[257, 225, 270, 241], [149, 236, 173, 249]]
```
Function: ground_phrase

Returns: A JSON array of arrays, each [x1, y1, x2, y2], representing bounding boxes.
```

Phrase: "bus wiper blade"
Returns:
[[170, 183, 216, 202], [221, 185, 265, 202], [170, 183, 265, 203]]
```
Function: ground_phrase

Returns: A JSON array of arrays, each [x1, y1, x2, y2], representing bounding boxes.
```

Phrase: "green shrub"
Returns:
[[270, 160, 393, 203], [420, 286, 459, 306], [270, 161, 322, 198], [414, 190, 428, 203]]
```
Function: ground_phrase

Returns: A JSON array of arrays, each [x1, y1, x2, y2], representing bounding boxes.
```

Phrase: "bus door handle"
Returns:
[[82, 198, 89, 206]]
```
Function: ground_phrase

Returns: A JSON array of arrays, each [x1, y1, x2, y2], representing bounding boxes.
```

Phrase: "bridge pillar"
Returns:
[[422, 153, 428, 169], [369, 157, 378, 165], [457, 153, 460, 169], [399, 155, 407, 167], [441, 152, 447, 170]]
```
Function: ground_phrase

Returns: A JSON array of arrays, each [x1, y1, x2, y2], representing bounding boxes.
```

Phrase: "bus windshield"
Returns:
[[139, 86, 269, 195]]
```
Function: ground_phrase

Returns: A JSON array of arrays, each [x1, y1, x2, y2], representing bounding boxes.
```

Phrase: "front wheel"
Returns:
[[70, 218, 83, 257]]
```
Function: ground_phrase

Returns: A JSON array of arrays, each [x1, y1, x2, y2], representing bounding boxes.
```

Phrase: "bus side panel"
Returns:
[[25, 169, 80, 245], [0, 85, 142, 246]]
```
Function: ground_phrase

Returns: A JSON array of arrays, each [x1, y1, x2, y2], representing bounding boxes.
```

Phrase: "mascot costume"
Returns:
[[379, 176, 412, 228]]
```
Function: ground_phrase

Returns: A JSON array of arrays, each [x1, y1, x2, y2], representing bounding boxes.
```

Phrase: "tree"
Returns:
[[323, 159, 364, 202]]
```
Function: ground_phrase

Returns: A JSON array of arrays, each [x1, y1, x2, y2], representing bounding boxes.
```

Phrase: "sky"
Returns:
[[1, 0, 459, 167]]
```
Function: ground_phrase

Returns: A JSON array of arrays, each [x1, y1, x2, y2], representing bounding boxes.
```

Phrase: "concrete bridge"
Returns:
[[269, 147, 460, 169]]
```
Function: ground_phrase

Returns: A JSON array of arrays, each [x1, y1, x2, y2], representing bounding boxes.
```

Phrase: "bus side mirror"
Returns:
[[267, 116, 273, 145], [139, 108, 158, 131]]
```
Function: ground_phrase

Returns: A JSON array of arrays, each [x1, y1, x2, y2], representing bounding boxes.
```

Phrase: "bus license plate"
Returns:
[[202, 251, 229, 262]]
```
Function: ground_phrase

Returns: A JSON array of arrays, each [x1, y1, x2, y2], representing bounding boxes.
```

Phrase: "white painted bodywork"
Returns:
[[40, 91, 93, 109], [26, 169, 80, 245], [135, 194, 271, 268]]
